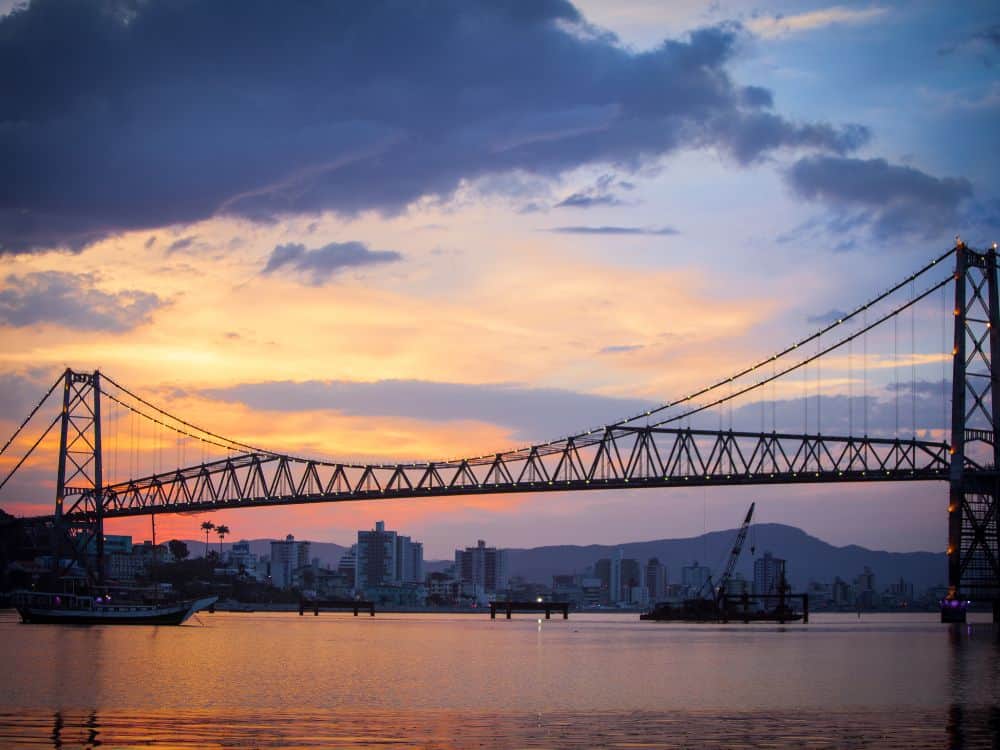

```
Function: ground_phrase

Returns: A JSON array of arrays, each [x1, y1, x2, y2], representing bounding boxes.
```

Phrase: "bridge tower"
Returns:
[[947, 242, 1000, 621], [53, 368, 105, 583]]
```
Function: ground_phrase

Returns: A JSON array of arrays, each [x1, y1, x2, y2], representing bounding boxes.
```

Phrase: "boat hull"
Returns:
[[15, 596, 217, 626]]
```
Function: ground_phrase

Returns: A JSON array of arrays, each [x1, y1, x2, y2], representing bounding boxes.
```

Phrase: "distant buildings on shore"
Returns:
[[15, 528, 945, 612]]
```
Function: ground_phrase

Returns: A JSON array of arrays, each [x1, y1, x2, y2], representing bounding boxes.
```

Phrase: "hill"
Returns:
[[490, 523, 944, 591]]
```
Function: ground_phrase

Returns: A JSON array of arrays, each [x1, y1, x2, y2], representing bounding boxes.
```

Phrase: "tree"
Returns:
[[168, 539, 190, 561], [216, 524, 230, 556], [200, 521, 215, 557]]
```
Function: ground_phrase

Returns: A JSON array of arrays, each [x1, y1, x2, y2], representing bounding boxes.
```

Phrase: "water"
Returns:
[[1, 610, 998, 747]]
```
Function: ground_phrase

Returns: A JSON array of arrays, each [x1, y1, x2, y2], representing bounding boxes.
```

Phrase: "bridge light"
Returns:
[[947, 546, 954, 555]]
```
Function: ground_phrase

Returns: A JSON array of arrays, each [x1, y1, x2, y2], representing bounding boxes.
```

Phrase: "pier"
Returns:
[[299, 599, 375, 616], [490, 601, 569, 619]]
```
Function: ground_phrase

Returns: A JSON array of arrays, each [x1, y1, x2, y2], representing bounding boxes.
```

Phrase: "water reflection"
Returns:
[[5, 706, 1000, 748], [2, 612, 1000, 747]]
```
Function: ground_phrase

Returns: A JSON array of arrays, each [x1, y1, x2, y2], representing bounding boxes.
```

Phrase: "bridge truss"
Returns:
[[1, 243, 998, 607], [92, 428, 948, 517]]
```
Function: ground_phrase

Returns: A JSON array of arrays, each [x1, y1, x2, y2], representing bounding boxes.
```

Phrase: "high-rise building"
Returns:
[[595, 550, 641, 604], [396, 535, 424, 584], [454, 539, 508, 593], [338, 545, 357, 589], [681, 561, 711, 595], [270, 534, 311, 589], [357, 521, 398, 590], [355, 522, 425, 591], [853, 566, 876, 609], [753, 551, 785, 597], [645, 557, 667, 601], [621, 557, 641, 602]]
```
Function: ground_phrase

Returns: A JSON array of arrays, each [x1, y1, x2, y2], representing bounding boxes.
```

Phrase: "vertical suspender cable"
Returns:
[[848, 334, 854, 435], [864, 307, 868, 436], [942, 283, 948, 439], [817, 332, 822, 435], [894, 314, 900, 437], [911, 278, 917, 438], [772, 358, 776, 433]]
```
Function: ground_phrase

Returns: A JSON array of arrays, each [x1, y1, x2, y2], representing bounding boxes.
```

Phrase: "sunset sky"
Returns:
[[0, 0, 997, 558]]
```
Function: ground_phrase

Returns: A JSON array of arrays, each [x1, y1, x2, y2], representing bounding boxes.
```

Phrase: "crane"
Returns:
[[713, 501, 755, 606]]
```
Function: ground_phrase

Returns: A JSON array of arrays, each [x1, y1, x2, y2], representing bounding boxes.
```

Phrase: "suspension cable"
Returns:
[[0, 373, 61, 457], [0, 412, 61, 493], [607, 246, 956, 430], [102, 390, 252, 457], [101, 374, 278, 457], [650, 272, 954, 428]]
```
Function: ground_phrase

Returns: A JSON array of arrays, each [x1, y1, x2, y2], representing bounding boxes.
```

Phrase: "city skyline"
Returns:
[[1, 1, 997, 556]]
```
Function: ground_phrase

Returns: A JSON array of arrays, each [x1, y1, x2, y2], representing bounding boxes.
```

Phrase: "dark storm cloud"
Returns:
[[548, 225, 678, 235], [0, 271, 164, 331], [786, 156, 973, 238], [0, 1, 868, 254], [261, 241, 402, 285], [200, 380, 656, 442]]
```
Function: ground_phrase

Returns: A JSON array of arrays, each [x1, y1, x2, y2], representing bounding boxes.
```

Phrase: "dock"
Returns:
[[299, 599, 375, 616], [490, 601, 569, 619]]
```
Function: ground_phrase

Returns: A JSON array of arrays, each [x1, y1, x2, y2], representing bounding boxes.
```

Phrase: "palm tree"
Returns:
[[201, 521, 215, 557], [216, 524, 230, 557]]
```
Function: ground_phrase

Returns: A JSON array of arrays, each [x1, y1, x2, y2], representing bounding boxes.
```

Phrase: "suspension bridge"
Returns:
[[0, 241, 998, 618]]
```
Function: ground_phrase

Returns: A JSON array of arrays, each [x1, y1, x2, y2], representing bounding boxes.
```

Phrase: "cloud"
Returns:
[[0, 271, 164, 332], [599, 344, 644, 354], [548, 225, 679, 235], [0, 3, 867, 253], [785, 156, 973, 238], [555, 192, 622, 208], [165, 235, 197, 255], [200, 379, 657, 442], [938, 23, 1000, 64], [0, 370, 56, 424], [747, 6, 889, 39], [261, 241, 402, 285]]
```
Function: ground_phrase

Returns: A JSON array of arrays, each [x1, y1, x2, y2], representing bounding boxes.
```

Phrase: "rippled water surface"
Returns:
[[1, 610, 998, 747]]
